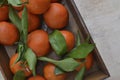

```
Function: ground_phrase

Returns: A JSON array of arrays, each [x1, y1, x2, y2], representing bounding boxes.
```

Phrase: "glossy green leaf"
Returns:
[[16, 43, 24, 63], [21, 6, 28, 49], [9, 5, 21, 32], [49, 30, 67, 56], [8, 0, 22, 6], [75, 67, 85, 80], [15, 7, 28, 63], [76, 31, 81, 47], [55, 67, 65, 75], [24, 48, 37, 76], [67, 43, 95, 59], [38, 57, 80, 72], [13, 70, 26, 80]]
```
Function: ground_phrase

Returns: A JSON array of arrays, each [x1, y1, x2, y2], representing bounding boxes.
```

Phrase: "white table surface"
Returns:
[[74, 0, 120, 79], [0, 0, 120, 80]]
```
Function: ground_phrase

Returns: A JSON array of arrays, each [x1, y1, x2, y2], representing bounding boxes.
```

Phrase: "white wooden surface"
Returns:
[[74, 0, 120, 79]]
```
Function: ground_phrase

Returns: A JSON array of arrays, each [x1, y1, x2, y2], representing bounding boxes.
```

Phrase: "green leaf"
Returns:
[[13, 70, 26, 80], [0, 0, 4, 4], [75, 67, 85, 80], [55, 67, 65, 75], [76, 31, 81, 47], [49, 30, 67, 56], [16, 6, 28, 62], [38, 57, 80, 72], [9, 5, 21, 32], [8, 0, 22, 6], [24, 48, 37, 76], [16, 43, 24, 63], [21, 6, 28, 48], [0, 0, 7, 6], [67, 43, 95, 59]]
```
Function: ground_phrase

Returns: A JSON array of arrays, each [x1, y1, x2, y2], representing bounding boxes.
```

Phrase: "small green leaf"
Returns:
[[38, 57, 80, 72], [76, 31, 81, 47], [55, 67, 65, 75], [13, 70, 26, 80], [75, 67, 85, 80], [49, 30, 67, 56], [0, 0, 4, 5], [8, 0, 22, 6], [67, 43, 95, 59], [24, 48, 37, 76], [21, 6, 28, 48], [0, 0, 7, 6], [16, 43, 24, 63], [9, 5, 21, 32]]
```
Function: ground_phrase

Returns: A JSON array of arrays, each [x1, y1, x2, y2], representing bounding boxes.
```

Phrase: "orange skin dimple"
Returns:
[[0, 6, 9, 21], [18, 11, 40, 32], [27, 30, 50, 57], [43, 3, 69, 29], [28, 75, 46, 80], [0, 22, 19, 45], [22, 0, 50, 14], [60, 30, 75, 51], [44, 63, 66, 80], [10, 54, 32, 77], [76, 53, 94, 71]]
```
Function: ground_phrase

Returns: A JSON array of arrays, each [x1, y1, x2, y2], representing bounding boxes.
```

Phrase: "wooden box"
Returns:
[[0, 0, 110, 80]]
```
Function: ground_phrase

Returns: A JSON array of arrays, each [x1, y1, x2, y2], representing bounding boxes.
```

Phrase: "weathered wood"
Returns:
[[0, 46, 13, 80]]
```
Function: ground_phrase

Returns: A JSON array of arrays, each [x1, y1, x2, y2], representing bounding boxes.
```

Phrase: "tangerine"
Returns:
[[44, 63, 66, 80], [0, 6, 9, 21], [60, 30, 75, 51], [76, 53, 94, 71], [43, 3, 68, 29], [22, 0, 50, 14], [0, 22, 19, 45], [27, 30, 50, 57], [9, 53, 32, 77]]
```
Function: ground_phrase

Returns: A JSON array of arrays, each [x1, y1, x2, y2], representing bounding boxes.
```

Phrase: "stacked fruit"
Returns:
[[0, 0, 95, 80]]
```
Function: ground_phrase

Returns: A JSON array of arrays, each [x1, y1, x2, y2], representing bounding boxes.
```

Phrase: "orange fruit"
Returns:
[[0, 6, 9, 21], [0, 22, 19, 45], [44, 63, 66, 80], [18, 11, 40, 32], [51, 0, 59, 3], [28, 75, 45, 80], [76, 53, 94, 71], [22, 0, 50, 14], [43, 3, 68, 29], [27, 30, 50, 57], [10, 53, 32, 77], [60, 30, 75, 51]]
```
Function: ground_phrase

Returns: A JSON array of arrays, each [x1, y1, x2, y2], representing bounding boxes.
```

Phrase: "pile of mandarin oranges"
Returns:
[[0, 0, 94, 80]]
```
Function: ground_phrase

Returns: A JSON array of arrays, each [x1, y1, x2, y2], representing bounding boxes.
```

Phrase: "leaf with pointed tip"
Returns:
[[67, 43, 95, 59], [38, 57, 80, 72], [75, 67, 85, 80], [13, 70, 26, 80], [9, 5, 21, 32], [49, 30, 67, 56], [24, 48, 37, 76]]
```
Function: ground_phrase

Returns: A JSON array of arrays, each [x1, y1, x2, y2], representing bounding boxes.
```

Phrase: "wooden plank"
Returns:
[[0, 46, 13, 80]]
